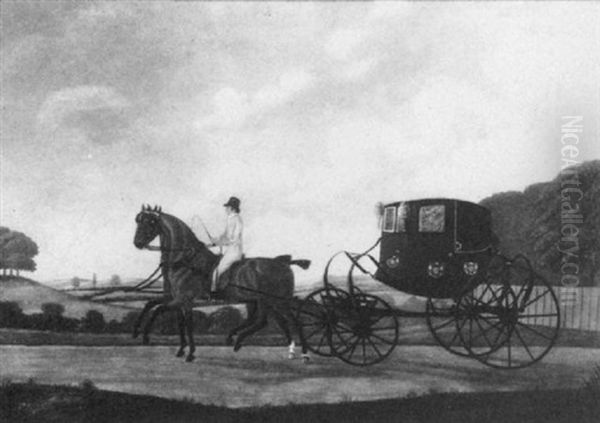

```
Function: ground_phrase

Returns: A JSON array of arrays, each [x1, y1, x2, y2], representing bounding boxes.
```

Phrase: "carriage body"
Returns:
[[374, 198, 497, 298]]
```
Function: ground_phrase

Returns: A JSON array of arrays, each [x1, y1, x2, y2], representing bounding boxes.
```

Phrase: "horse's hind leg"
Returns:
[[234, 301, 268, 352], [227, 301, 257, 346], [270, 308, 294, 359], [176, 308, 187, 358], [133, 298, 164, 339], [184, 308, 196, 362]]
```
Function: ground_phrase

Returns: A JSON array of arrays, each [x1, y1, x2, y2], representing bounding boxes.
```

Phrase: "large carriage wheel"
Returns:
[[296, 287, 353, 357], [426, 297, 471, 357], [459, 255, 560, 369], [328, 293, 399, 366]]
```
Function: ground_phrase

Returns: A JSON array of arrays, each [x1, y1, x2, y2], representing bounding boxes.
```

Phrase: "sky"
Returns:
[[1, 1, 599, 285]]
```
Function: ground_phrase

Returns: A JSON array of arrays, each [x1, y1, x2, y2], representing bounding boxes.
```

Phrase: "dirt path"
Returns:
[[1, 345, 598, 407]]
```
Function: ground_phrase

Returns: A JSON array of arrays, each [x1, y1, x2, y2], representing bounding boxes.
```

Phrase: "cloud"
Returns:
[[324, 28, 368, 61], [36, 85, 130, 142], [198, 69, 314, 129]]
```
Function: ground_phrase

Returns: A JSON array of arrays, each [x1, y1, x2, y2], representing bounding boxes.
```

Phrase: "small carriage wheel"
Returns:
[[295, 287, 353, 357], [460, 256, 561, 369], [425, 296, 471, 358], [328, 293, 399, 366], [454, 282, 515, 359]]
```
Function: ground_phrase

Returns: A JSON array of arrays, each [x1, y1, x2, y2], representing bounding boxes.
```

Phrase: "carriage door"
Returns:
[[454, 201, 493, 253]]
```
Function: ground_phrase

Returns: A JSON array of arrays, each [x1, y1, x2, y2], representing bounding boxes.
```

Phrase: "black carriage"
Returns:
[[297, 198, 560, 369], [375, 199, 497, 298]]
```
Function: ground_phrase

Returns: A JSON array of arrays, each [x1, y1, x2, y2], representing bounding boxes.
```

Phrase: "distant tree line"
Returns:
[[0, 227, 38, 277], [480, 160, 600, 286], [0, 301, 246, 335]]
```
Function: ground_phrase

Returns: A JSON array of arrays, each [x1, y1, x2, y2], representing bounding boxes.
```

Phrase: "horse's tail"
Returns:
[[275, 255, 311, 270]]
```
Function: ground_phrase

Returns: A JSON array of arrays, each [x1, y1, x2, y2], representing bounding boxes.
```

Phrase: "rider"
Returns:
[[210, 196, 244, 297]]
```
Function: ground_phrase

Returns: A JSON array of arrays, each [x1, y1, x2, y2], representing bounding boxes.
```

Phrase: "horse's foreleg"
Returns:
[[133, 298, 164, 339], [142, 304, 169, 345], [227, 302, 257, 346], [176, 308, 187, 358], [234, 301, 268, 352], [184, 308, 196, 362]]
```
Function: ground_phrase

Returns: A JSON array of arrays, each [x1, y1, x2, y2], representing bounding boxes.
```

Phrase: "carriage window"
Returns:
[[396, 203, 408, 232], [382, 207, 396, 233], [419, 205, 445, 232]]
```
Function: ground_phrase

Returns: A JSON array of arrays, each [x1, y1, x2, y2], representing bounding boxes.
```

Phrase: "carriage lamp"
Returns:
[[463, 261, 479, 276], [427, 261, 445, 279], [386, 255, 400, 269]]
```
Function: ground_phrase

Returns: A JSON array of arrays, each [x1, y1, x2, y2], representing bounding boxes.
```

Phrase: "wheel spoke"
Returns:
[[432, 318, 456, 332], [347, 335, 362, 360], [507, 336, 512, 366], [316, 330, 330, 349], [304, 324, 324, 341], [361, 338, 367, 365], [370, 325, 398, 332], [370, 332, 395, 345], [517, 313, 558, 319], [522, 290, 550, 309], [513, 326, 536, 361], [470, 318, 496, 347], [515, 321, 555, 341], [366, 336, 384, 357]]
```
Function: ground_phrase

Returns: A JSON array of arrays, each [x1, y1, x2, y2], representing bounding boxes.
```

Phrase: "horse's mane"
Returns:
[[159, 212, 208, 252]]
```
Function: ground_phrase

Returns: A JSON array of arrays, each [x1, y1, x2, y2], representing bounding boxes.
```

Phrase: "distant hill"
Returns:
[[0, 277, 136, 321]]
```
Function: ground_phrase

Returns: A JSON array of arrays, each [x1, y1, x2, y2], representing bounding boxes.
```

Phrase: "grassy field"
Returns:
[[0, 328, 288, 347], [1, 381, 598, 423], [1, 324, 598, 348]]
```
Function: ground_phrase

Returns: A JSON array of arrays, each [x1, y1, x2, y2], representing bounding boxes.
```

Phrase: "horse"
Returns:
[[132, 204, 311, 362]]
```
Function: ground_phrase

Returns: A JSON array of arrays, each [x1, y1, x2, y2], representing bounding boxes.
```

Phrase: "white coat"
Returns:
[[212, 213, 243, 289]]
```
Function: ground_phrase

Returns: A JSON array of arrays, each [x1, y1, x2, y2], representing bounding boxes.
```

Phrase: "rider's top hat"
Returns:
[[223, 196, 240, 210]]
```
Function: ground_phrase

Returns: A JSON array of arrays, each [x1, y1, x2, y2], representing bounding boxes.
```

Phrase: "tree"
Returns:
[[0, 301, 25, 328], [71, 277, 81, 289], [480, 160, 600, 286], [0, 227, 38, 277], [109, 274, 121, 286], [81, 310, 106, 333], [41, 302, 66, 331]]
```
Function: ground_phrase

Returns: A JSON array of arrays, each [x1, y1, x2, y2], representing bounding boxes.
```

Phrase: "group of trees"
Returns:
[[0, 227, 38, 277], [0, 301, 245, 336], [480, 160, 600, 286]]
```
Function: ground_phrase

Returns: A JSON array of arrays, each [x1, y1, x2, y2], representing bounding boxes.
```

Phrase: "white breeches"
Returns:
[[211, 247, 243, 290]]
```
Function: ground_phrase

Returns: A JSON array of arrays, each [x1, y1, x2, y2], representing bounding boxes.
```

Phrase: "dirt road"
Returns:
[[1, 345, 598, 407]]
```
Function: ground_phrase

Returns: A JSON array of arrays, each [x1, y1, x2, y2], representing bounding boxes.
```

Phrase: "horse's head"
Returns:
[[134, 204, 163, 249]]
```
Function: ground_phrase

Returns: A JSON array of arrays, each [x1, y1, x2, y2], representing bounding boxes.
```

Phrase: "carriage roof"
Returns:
[[380, 198, 492, 240]]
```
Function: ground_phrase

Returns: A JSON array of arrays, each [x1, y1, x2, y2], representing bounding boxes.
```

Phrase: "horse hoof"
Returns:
[[176, 349, 185, 358], [185, 354, 195, 363], [302, 355, 310, 364], [288, 352, 296, 360], [233, 343, 242, 352]]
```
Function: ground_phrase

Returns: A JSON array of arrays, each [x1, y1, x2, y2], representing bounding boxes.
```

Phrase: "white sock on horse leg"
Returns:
[[288, 340, 296, 359]]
